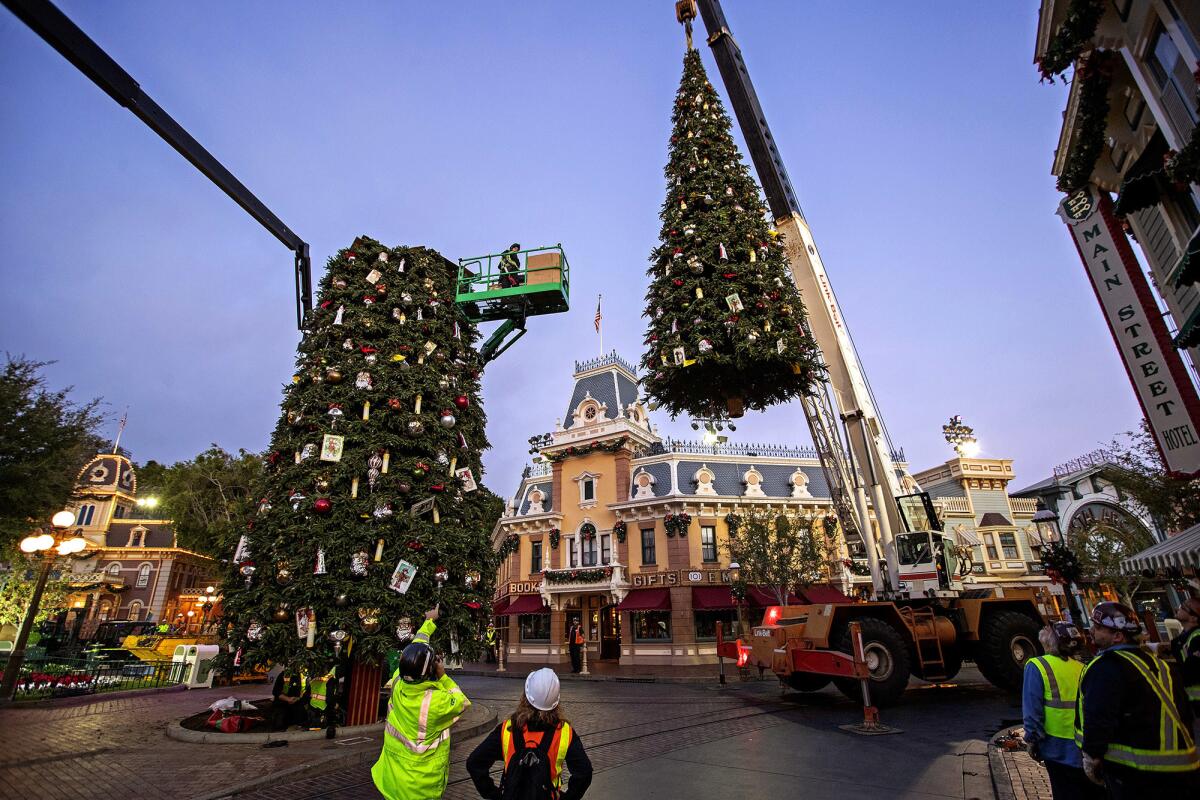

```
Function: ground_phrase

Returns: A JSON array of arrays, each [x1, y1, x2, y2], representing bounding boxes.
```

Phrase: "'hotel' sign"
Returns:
[[1057, 187, 1200, 476]]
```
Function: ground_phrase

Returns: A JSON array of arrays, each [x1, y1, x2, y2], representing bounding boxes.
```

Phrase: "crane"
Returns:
[[680, 1, 1049, 705], [682, 0, 906, 597]]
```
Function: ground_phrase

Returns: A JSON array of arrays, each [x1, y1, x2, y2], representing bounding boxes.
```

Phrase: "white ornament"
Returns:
[[355, 371, 373, 390]]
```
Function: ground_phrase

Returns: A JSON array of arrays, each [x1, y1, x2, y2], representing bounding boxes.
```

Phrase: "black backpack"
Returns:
[[500, 725, 557, 800]]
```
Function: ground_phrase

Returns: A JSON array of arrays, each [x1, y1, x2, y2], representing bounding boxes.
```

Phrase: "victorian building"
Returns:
[[490, 354, 1054, 670], [58, 453, 217, 639], [1034, 0, 1200, 477]]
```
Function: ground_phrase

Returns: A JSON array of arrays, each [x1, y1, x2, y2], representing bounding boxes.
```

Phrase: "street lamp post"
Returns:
[[1, 511, 88, 701], [199, 586, 218, 633], [729, 561, 746, 637], [1033, 500, 1085, 625]]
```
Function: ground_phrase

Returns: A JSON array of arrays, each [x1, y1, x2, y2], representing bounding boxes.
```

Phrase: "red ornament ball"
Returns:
[[313, 497, 333, 515], [453, 394, 470, 410]]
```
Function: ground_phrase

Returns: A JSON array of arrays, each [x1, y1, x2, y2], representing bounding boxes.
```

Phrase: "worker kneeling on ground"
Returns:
[[1023, 622, 1102, 800], [466, 667, 592, 800], [1075, 601, 1198, 797], [372, 605, 471, 800]]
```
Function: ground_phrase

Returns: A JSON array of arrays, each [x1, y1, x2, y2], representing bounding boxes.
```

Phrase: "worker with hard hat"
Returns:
[[1023, 622, 1101, 799], [1167, 597, 1200, 716], [484, 622, 498, 664], [465, 668, 593, 800], [499, 243, 522, 288], [372, 605, 471, 800], [1075, 601, 1198, 796]]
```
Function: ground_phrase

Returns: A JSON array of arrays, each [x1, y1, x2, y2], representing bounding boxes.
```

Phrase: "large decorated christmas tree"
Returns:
[[220, 237, 501, 680], [641, 48, 821, 419]]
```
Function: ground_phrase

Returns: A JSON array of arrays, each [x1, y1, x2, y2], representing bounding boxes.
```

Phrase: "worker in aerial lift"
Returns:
[[1075, 602, 1198, 797], [1023, 622, 1101, 800], [498, 243, 522, 288]]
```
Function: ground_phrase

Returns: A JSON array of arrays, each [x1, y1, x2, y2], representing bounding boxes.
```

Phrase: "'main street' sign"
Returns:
[[1057, 187, 1200, 476]]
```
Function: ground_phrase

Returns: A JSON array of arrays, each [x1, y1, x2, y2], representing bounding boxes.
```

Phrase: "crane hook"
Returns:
[[675, 0, 697, 49]]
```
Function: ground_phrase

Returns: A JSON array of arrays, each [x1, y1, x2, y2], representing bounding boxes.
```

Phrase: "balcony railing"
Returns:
[[1009, 497, 1039, 515]]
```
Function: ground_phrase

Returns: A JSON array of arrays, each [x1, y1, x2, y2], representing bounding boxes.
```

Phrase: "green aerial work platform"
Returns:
[[456, 244, 571, 362]]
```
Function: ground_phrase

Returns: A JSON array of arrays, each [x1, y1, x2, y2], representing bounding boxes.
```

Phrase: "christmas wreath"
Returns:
[[724, 512, 742, 536], [497, 534, 520, 559], [612, 520, 627, 544], [664, 512, 692, 538], [549, 528, 561, 550], [580, 523, 597, 542]]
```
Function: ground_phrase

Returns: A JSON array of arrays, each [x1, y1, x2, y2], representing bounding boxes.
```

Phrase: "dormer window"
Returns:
[[127, 526, 148, 547]]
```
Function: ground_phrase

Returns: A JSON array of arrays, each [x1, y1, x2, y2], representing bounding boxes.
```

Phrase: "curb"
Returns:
[[166, 718, 385, 744], [987, 724, 1023, 800], [186, 703, 497, 800], [960, 739, 996, 800], [3, 683, 188, 710]]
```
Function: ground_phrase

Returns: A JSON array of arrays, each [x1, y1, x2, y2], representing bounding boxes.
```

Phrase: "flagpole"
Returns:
[[112, 410, 128, 454], [597, 294, 603, 356]]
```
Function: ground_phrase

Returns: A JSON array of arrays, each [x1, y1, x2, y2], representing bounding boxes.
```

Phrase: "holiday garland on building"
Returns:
[[1036, 0, 1106, 81], [220, 237, 502, 675], [1056, 50, 1116, 192], [543, 567, 612, 585], [663, 511, 691, 537], [640, 48, 821, 420]]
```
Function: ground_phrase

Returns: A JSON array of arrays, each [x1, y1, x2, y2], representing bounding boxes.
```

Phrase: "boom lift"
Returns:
[[679, 0, 1047, 704]]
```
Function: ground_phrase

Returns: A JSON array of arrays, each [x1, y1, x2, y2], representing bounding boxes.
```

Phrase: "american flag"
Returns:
[[594, 295, 602, 333]]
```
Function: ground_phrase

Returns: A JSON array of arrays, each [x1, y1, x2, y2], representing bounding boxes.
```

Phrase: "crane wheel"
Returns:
[[975, 610, 1042, 691], [832, 617, 911, 707], [783, 672, 832, 693]]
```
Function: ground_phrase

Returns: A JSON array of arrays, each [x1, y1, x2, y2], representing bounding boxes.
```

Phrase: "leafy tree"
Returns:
[[640, 48, 821, 419], [0, 357, 104, 551], [1069, 518, 1155, 605], [724, 507, 838, 606], [0, 551, 70, 630], [137, 447, 261, 556], [1099, 422, 1200, 533]]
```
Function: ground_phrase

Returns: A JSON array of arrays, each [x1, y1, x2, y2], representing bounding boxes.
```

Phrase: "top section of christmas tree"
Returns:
[[640, 48, 822, 420], [220, 236, 501, 672]]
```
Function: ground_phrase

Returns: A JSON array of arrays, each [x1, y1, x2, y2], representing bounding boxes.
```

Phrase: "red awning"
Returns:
[[797, 585, 852, 604], [491, 598, 509, 616], [495, 594, 548, 615], [691, 587, 738, 610], [616, 588, 671, 611]]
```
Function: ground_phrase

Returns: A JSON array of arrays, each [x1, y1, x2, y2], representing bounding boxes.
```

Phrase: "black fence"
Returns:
[[0, 655, 183, 701]]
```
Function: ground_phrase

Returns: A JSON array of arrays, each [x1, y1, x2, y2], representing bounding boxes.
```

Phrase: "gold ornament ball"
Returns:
[[326, 368, 344, 384]]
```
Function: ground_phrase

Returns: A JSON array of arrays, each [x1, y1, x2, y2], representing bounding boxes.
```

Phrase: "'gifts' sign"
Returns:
[[1058, 188, 1200, 475]]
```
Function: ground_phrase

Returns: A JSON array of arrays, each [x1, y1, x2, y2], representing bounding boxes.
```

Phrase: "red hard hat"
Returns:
[[1090, 601, 1141, 633]]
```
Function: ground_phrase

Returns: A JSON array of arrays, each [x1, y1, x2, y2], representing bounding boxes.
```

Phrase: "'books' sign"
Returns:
[[1057, 187, 1200, 476]]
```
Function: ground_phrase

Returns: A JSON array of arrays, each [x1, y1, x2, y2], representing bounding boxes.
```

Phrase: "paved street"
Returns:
[[244, 666, 1019, 800], [0, 667, 1021, 800]]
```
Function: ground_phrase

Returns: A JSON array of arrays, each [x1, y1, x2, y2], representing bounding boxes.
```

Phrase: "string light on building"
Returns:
[[941, 415, 979, 457]]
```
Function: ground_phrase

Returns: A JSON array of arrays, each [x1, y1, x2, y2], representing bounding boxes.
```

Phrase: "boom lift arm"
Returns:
[[686, 0, 907, 595]]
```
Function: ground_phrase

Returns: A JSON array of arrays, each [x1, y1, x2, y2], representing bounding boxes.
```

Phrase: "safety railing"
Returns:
[[456, 244, 570, 301], [0, 655, 183, 701]]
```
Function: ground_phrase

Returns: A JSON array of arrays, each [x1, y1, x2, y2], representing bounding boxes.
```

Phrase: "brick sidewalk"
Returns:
[[458, 659, 748, 682], [989, 727, 1053, 800], [0, 684, 385, 800]]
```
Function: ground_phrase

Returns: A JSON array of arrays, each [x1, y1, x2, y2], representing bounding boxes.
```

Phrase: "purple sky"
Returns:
[[0, 2, 1144, 498]]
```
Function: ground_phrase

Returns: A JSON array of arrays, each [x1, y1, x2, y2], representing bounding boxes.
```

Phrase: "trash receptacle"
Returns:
[[170, 644, 190, 683], [175, 644, 219, 688]]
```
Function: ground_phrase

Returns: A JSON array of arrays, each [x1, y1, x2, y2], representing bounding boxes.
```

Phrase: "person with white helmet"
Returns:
[[466, 668, 592, 800], [1075, 601, 1197, 797]]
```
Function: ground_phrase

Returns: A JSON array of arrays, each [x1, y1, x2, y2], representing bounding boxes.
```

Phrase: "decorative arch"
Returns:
[[693, 464, 717, 496], [136, 562, 153, 587], [571, 392, 608, 428], [789, 469, 811, 498], [632, 468, 657, 499], [127, 600, 144, 621], [526, 487, 546, 515]]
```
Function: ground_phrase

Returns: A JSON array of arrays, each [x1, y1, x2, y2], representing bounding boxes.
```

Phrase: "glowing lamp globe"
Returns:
[[52, 510, 76, 528]]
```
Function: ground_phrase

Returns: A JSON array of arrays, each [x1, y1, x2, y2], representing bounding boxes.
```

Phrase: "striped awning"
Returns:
[[1120, 523, 1200, 573]]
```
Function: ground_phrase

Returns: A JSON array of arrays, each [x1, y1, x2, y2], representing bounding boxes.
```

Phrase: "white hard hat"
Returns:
[[524, 668, 560, 711]]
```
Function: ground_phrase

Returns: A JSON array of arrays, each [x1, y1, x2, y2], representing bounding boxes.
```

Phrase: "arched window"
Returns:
[[76, 505, 96, 526], [107, 562, 122, 576], [127, 601, 143, 621], [136, 563, 152, 588]]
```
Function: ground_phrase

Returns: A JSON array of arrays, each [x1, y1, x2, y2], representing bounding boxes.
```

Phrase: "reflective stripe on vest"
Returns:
[[1030, 655, 1083, 741], [499, 720, 573, 789], [383, 691, 450, 755], [1077, 650, 1199, 772]]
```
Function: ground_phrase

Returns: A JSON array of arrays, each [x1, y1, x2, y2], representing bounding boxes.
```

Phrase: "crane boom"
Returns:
[[692, 0, 906, 595]]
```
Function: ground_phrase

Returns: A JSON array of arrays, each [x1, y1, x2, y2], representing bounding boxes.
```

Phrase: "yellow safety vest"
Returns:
[[1183, 629, 1200, 703], [1075, 649, 1199, 773], [1029, 654, 1083, 741], [500, 719, 573, 791], [310, 667, 335, 711]]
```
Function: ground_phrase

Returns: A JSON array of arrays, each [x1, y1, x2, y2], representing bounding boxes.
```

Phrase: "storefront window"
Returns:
[[694, 609, 738, 641], [631, 610, 672, 642], [519, 614, 550, 642]]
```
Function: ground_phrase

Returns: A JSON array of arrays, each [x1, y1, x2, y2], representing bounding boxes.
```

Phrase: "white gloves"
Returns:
[[1082, 753, 1105, 785]]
